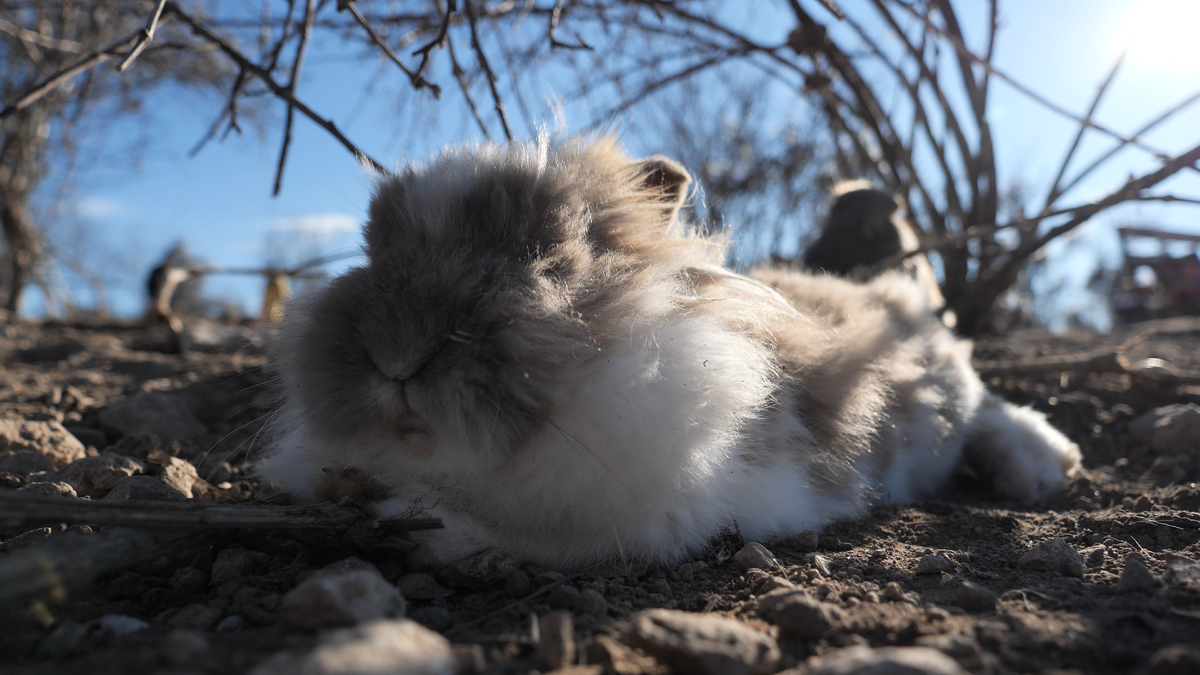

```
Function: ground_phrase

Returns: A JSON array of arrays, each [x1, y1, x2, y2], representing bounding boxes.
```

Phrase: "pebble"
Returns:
[[787, 530, 820, 553], [760, 577, 796, 593], [216, 615, 247, 632], [505, 569, 531, 598], [167, 603, 223, 631], [54, 453, 144, 497], [1148, 644, 1200, 675], [1018, 539, 1086, 578], [97, 391, 207, 442], [0, 418, 87, 466], [574, 588, 609, 617], [438, 548, 516, 590], [250, 619, 455, 675], [96, 614, 149, 635], [1117, 556, 1158, 593], [548, 584, 582, 609], [399, 573, 452, 600], [915, 553, 953, 575], [18, 480, 77, 497], [808, 645, 970, 675], [209, 548, 267, 586], [1082, 545, 1107, 568], [756, 588, 842, 640], [882, 582, 906, 602], [955, 581, 997, 611], [160, 629, 211, 667], [624, 608, 780, 675], [0, 526, 56, 553], [282, 568, 407, 629], [537, 611, 576, 671], [156, 456, 199, 498], [0, 450, 56, 475], [170, 567, 210, 596], [733, 542, 777, 572], [105, 475, 188, 501], [1129, 403, 1200, 454]]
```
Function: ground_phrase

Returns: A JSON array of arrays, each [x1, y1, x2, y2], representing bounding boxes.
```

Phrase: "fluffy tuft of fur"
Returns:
[[263, 136, 1081, 569]]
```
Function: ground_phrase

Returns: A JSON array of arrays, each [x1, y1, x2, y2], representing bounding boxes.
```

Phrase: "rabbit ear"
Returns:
[[637, 155, 692, 219]]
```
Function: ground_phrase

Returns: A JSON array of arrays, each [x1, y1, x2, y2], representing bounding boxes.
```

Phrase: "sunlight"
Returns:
[[1116, 0, 1200, 74]]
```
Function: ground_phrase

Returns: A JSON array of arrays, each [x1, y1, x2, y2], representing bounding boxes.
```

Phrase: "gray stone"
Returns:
[[734, 542, 777, 572], [1082, 545, 1106, 568], [1, 527, 55, 553], [439, 548, 516, 590], [504, 569, 531, 598], [787, 530, 820, 553], [105, 475, 188, 502], [209, 548, 268, 586], [882, 582, 907, 602], [0, 450, 56, 475], [98, 391, 207, 442], [216, 615, 247, 633], [547, 584, 581, 609], [65, 426, 108, 450], [18, 480, 77, 497], [537, 611, 576, 671], [399, 573, 452, 600], [915, 554, 953, 575], [1117, 556, 1159, 593], [171, 567, 210, 596], [55, 453, 144, 498], [808, 645, 970, 675], [318, 557, 382, 578], [1018, 539, 1085, 578], [624, 608, 780, 675], [756, 588, 842, 639], [955, 581, 997, 611], [282, 569, 406, 630], [96, 614, 150, 635], [1130, 403, 1200, 454], [167, 603, 223, 631], [574, 588, 609, 617], [0, 418, 87, 467], [250, 619, 455, 675]]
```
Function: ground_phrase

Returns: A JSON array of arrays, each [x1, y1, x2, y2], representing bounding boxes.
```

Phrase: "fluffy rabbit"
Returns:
[[263, 137, 1080, 568]]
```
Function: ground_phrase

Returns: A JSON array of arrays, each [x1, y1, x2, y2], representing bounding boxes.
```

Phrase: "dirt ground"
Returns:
[[1, 318, 1199, 674]]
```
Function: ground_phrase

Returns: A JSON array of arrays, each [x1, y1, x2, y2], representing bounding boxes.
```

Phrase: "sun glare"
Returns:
[[1117, 0, 1200, 74]]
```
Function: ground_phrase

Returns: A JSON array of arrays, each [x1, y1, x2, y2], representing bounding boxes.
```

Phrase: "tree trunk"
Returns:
[[0, 194, 37, 315]]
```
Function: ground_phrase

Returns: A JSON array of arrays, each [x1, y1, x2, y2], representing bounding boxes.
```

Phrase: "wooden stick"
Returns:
[[0, 492, 442, 533], [116, 0, 169, 72]]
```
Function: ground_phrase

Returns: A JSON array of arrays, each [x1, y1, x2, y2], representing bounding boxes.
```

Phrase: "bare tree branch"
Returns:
[[273, 0, 317, 196], [116, 0, 169, 72], [464, 0, 511, 140], [343, 0, 441, 98]]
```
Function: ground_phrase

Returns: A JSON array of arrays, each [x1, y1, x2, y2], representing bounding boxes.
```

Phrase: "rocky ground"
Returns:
[[1, 318, 1199, 675]]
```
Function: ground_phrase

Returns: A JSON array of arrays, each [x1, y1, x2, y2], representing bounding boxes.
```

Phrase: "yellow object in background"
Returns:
[[261, 273, 292, 322]]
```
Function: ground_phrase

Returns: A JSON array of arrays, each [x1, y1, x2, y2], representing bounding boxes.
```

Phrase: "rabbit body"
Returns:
[[264, 138, 1080, 568]]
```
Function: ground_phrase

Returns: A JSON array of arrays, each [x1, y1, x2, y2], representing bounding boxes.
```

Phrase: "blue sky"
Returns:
[[28, 0, 1200, 327]]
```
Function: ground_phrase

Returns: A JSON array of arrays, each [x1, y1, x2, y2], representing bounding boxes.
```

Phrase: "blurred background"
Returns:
[[2, 0, 1198, 336]]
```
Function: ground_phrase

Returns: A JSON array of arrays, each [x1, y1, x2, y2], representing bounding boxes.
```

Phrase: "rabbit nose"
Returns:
[[378, 351, 436, 382]]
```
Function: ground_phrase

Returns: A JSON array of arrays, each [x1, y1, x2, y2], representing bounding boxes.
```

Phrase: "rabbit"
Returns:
[[803, 180, 954, 326], [262, 136, 1081, 569]]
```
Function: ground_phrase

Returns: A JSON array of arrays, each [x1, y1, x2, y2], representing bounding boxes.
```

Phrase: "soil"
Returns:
[[1, 318, 1199, 674]]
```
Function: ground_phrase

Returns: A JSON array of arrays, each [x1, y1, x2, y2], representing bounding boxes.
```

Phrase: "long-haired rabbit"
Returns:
[[263, 137, 1080, 568]]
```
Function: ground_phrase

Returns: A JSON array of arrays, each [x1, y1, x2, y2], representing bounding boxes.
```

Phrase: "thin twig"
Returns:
[[116, 0, 169, 72], [412, 0, 456, 77], [447, 34, 491, 139], [1042, 46, 1128, 210], [464, 0, 511, 140], [0, 17, 83, 52], [0, 31, 142, 118], [273, 0, 317, 196], [343, 0, 441, 98], [548, 0, 591, 50], [166, 2, 386, 172]]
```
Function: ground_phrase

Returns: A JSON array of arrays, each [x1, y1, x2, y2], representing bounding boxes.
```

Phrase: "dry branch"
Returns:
[[0, 491, 442, 532], [0, 31, 143, 118], [343, 0, 441, 98], [115, 0, 169, 72], [273, 0, 317, 196], [976, 326, 1200, 386]]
